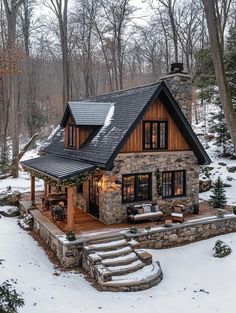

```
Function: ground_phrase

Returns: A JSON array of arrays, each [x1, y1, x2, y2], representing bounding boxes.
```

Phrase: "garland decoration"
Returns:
[[23, 166, 101, 187], [156, 169, 162, 197]]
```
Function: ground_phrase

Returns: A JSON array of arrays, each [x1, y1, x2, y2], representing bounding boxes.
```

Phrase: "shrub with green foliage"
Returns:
[[0, 281, 24, 313], [66, 230, 76, 241], [210, 176, 227, 208], [213, 240, 232, 258]]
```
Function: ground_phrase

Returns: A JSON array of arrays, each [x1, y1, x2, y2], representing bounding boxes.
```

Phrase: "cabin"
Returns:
[[21, 80, 210, 231]]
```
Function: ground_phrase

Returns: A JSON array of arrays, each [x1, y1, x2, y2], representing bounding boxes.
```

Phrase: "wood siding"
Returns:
[[121, 99, 190, 153], [64, 115, 94, 149], [79, 127, 94, 147]]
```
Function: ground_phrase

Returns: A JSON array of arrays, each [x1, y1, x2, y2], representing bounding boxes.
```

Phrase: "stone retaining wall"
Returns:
[[31, 210, 236, 269], [127, 215, 236, 249], [31, 210, 83, 268]]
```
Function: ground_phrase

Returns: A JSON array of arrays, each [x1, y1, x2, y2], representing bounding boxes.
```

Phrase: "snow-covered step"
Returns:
[[128, 239, 140, 248], [105, 259, 145, 276], [101, 262, 163, 291], [84, 239, 128, 252], [96, 246, 133, 259], [102, 252, 138, 267], [88, 235, 125, 245]]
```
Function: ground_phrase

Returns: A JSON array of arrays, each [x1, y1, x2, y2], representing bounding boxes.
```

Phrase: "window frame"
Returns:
[[162, 170, 186, 198], [68, 124, 77, 148], [122, 172, 152, 203], [142, 120, 168, 150]]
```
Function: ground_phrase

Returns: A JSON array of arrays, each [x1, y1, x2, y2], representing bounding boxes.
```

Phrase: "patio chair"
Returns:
[[171, 204, 184, 223]]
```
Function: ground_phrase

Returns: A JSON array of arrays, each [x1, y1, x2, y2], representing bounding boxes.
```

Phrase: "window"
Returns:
[[162, 170, 186, 198], [143, 121, 168, 150], [122, 173, 152, 203], [68, 124, 76, 148]]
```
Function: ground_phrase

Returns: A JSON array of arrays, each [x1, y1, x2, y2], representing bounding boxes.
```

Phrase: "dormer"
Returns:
[[60, 102, 114, 149]]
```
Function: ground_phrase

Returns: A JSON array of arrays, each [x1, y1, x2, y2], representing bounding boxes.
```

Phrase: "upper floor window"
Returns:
[[122, 173, 152, 203], [68, 124, 76, 148], [162, 170, 186, 198], [143, 121, 168, 150]]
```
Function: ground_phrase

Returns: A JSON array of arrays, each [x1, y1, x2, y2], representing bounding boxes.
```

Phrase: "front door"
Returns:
[[89, 177, 99, 218]]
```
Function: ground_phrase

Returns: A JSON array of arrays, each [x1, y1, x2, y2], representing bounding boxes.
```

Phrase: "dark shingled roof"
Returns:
[[21, 154, 96, 181], [61, 102, 114, 126], [42, 81, 211, 169]]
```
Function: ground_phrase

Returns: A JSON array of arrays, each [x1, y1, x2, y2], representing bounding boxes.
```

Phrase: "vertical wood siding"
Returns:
[[121, 99, 190, 152]]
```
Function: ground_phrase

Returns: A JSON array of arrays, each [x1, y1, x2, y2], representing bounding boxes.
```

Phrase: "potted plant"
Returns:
[[216, 208, 224, 218], [129, 226, 138, 234], [66, 230, 76, 241]]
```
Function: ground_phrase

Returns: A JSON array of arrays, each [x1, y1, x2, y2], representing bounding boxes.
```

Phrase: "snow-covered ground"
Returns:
[[1, 216, 236, 313], [0, 145, 44, 195], [198, 141, 236, 205]]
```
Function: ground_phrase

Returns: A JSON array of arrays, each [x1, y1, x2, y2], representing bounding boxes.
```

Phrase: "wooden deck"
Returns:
[[19, 192, 222, 235]]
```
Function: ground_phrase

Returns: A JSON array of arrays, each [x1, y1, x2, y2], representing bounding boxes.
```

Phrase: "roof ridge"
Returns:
[[86, 80, 161, 99]]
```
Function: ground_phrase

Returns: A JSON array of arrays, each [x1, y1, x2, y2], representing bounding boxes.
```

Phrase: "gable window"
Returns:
[[122, 173, 152, 203], [162, 170, 186, 198], [68, 124, 76, 148], [143, 121, 168, 150]]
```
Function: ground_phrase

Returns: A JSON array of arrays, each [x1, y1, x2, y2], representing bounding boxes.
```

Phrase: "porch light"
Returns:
[[97, 181, 102, 188]]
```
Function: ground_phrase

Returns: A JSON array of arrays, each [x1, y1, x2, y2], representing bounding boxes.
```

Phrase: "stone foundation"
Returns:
[[31, 210, 236, 270], [31, 210, 83, 268], [99, 151, 199, 225], [127, 215, 236, 249]]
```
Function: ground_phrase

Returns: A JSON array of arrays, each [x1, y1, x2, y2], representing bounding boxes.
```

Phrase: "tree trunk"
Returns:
[[202, 0, 236, 153]]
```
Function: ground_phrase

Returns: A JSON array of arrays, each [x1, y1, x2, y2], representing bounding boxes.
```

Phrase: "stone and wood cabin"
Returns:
[[21, 80, 210, 230]]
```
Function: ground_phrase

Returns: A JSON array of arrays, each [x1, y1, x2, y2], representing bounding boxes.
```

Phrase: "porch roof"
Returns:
[[21, 154, 96, 181]]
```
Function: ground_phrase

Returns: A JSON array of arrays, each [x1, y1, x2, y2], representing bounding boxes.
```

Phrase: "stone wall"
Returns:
[[161, 73, 193, 124], [126, 215, 236, 249], [32, 210, 236, 270], [32, 210, 83, 268], [99, 151, 199, 225]]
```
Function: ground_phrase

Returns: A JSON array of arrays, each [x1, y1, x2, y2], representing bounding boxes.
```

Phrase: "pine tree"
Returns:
[[210, 176, 227, 208], [210, 102, 233, 156], [0, 281, 24, 313]]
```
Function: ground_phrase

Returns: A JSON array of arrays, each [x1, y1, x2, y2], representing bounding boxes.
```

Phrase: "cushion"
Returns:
[[137, 207, 144, 214], [151, 205, 159, 212], [143, 206, 151, 213], [171, 212, 183, 217]]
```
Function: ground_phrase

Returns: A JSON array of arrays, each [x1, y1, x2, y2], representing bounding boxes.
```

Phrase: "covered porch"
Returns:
[[21, 154, 100, 231], [19, 190, 217, 236]]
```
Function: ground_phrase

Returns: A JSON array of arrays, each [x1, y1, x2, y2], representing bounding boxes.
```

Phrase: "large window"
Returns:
[[122, 173, 152, 203], [68, 124, 76, 148], [143, 121, 168, 150], [162, 170, 186, 198]]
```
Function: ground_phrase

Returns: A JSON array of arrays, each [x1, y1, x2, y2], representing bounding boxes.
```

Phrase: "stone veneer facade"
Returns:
[[98, 150, 199, 225]]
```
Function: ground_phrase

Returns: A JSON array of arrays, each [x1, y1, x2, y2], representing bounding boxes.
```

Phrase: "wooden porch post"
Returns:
[[67, 186, 75, 230], [44, 182, 48, 198], [30, 174, 35, 203]]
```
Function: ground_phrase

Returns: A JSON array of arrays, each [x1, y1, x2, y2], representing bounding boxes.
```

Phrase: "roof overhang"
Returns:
[[21, 154, 96, 181]]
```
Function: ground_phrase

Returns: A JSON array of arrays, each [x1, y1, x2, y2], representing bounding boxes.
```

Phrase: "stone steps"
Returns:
[[101, 262, 163, 292], [82, 235, 163, 292], [84, 239, 129, 252], [96, 246, 133, 259], [101, 252, 138, 267]]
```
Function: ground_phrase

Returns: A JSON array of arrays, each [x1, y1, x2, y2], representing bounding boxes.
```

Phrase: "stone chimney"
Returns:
[[161, 63, 193, 125]]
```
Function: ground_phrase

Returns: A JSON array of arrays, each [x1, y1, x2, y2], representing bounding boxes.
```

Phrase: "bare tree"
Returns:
[[158, 0, 178, 63], [202, 0, 236, 153], [2, 0, 25, 177], [44, 0, 69, 110]]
